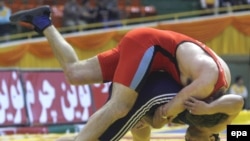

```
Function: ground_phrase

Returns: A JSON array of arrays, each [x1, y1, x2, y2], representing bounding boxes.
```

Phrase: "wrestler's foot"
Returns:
[[10, 5, 51, 34]]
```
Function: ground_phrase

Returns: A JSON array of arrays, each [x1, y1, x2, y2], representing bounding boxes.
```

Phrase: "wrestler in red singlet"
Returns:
[[98, 27, 227, 97]]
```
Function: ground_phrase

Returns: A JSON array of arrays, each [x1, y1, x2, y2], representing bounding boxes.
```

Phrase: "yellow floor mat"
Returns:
[[0, 110, 249, 141]]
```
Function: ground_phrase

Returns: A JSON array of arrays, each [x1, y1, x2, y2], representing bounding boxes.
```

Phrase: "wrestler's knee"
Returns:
[[64, 64, 83, 84], [64, 64, 99, 84], [106, 99, 131, 119], [108, 83, 138, 119], [65, 57, 102, 84], [117, 104, 131, 118]]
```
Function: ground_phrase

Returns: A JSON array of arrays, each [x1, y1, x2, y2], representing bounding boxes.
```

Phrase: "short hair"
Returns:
[[183, 110, 229, 128], [173, 109, 229, 128]]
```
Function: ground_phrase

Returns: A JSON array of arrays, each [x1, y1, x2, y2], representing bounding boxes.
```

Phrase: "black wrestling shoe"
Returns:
[[10, 5, 51, 33]]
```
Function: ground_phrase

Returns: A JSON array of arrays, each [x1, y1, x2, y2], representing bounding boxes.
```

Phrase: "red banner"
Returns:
[[22, 71, 109, 125], [0, 70, 110, 129], [0, 70, 28, 126], [22, 71, 97, 125]]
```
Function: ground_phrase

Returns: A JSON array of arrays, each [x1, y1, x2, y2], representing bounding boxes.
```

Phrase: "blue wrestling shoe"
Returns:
[[10, 5, 51, 34]]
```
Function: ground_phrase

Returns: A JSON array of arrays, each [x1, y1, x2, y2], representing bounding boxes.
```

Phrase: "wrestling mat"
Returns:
[[0, 110, 249, 141]]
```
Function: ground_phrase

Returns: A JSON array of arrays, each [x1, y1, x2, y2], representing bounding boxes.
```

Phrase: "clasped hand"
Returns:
[[152, 97, 211, 128]]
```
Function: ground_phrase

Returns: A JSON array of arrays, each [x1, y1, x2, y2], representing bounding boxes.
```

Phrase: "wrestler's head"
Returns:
[[185, 126, 220, 141]]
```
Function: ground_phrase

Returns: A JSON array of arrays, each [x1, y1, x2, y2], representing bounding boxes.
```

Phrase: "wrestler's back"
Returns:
[[124, 27, 231, 93]]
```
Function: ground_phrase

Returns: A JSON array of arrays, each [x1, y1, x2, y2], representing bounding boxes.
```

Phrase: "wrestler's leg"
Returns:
[[75, 83, 138, 141], [43, 26, 103, 84], [10, 6, 104, 84], [44, 25, 123, 141], [57, 72, 180, 141]]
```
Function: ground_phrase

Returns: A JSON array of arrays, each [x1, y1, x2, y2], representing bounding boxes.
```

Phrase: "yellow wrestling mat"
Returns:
[[0, 110, 249, 141], [0, 129, 227, 141]]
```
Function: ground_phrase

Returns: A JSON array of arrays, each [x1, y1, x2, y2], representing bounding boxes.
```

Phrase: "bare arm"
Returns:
[[153, 43, 220, 127], [146, 44, 231, 129], [185, 94, 243, 133], [151, 75, 215, 128], [149, 94, 243, 129], [205, 94, 243, 115], [184, 94, 244, 115], [156, 68, 216, 122]]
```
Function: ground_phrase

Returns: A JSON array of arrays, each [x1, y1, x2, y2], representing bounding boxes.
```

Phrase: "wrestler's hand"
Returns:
[[184, 97, 211, 115], [152, 105, 172, 128], [133, 118, 149, 130], [153, 95, 186, 128]]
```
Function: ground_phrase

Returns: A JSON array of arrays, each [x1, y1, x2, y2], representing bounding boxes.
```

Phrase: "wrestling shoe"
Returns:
[[10, 5, 51, 34]]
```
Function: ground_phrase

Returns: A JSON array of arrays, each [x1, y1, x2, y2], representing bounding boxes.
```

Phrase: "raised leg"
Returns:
[[10, 6, 103, 84]]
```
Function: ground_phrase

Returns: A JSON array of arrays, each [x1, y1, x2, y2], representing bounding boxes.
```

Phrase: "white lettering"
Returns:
[[231, 131, 236, 137], [61, 83, 77, 122], [10, 72, 25, 124], [242, 131, 247, 136], [0, 80, 9, 124], [78, 85, 91, 121], [26, 81, 35, 123], [39, 80, 55, 123], [231, 130, 248, 138]]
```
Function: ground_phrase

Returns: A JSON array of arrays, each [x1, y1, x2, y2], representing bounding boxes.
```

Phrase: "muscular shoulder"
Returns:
[[177, 42, 218, 67], [176, 42, 219, 86]]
